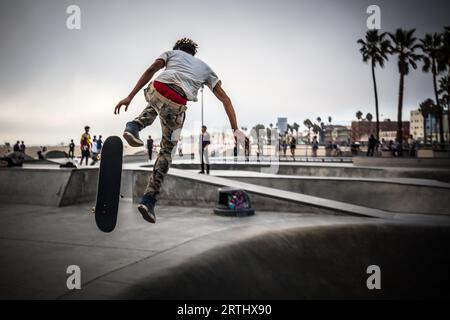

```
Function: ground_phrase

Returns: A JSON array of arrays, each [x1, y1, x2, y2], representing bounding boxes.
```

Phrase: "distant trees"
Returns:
[[356, 111, 364, 121], [419, 99, 437, 144], [357, 26, 450, 146], [420, 33, 445, 142], [357, 30, 390, 142]]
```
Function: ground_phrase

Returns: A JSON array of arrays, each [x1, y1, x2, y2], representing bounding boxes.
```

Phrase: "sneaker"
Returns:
[[137, 193, 156, 223], [123, 121, 144, 147]]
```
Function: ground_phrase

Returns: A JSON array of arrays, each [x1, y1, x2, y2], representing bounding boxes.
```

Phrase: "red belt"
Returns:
[[153, 81, 187, 105]]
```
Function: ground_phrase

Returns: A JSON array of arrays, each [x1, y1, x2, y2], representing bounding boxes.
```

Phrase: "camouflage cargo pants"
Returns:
[[134, 82, 186, 199]]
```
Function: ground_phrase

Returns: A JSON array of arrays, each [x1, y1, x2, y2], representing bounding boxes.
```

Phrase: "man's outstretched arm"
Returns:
[[114, 59, 165, 114], [212, 83, 246, 143], [213, 83, 238, 130]]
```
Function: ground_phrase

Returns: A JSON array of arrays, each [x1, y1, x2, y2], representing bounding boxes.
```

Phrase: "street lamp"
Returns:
[[201, 85, 204, 127]]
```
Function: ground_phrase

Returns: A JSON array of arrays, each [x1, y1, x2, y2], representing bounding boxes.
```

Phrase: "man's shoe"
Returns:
[[137, 193, 156, 223], [123, 121, 144, 147]]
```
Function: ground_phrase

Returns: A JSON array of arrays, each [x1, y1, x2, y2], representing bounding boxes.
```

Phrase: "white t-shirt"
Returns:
[[155, 50, 221, 102], [91, 141, 98, 153]]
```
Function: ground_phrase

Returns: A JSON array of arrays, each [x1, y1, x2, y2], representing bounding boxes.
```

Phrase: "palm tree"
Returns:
[[292, 122, 300, 141], [312, 124, 320, 136], [438, 76, 450, 142], [419, 99, 438, 143], [303, 119, 313, 143], [419, 99, 436, 144], [420, 33, 445, 143], [438, 27, 450, 142], [358, 30, 391, 142], [320, 122, 325, 143], [389, 28, 422, 148], [251, 124, 265, 146], [356, 111, 363, 121], [327, 116, 333, 142]]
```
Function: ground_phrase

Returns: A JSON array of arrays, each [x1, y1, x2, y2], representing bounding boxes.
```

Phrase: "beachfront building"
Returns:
[[351, 120, 410, 143]]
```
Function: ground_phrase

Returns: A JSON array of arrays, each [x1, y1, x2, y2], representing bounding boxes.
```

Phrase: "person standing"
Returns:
[[367, 134, 377, 157], [282, 137, 288, 158], [177, 139, 183, 157], [80, 126, 91, 166], [289, 136, 296, 160], [19, 141, 26, 154], [146, 135, 154, 161], [408, 135, 416, 157], [90, 135, 98, 165], [68, 139, 75, 159], [311, 136, 319, 157], [97, 135, 103, 154], [199, 126, 211, 174], [13, 141, 20, 152]]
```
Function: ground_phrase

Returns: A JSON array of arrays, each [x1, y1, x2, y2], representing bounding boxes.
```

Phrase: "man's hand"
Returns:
[[114, 59, 165, 115], [114, 96, 132, 114], [233, 129, 247, 148]]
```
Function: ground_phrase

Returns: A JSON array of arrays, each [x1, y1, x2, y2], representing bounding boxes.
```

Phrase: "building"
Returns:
[[323, 125, 352, 144], [410, 109, 449, 142], [351, 120, 410, 143], [410, 110, 424, 140], [276, 117, 288, 134]]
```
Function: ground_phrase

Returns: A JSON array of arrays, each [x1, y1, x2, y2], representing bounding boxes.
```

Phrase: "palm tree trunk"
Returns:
[[423, 114, 427, 145], [432, 60, 444, 143], [371, 61, 380, 142], [448, 68, 450, 144], [397, 72, 405, 151], [430, 115, 433, 145]]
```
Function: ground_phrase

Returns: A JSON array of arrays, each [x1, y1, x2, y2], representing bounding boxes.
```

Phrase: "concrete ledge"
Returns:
[[354, 156, 450, 168], [132, 168, 449, 221], [0, 166, 136, 207], [168, 162, 450, 183], [0, 167, 74, 206], [213, 173, 450, 215]]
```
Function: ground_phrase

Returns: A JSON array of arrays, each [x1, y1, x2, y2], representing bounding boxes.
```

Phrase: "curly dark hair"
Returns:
[[173, 38, 198, 56]]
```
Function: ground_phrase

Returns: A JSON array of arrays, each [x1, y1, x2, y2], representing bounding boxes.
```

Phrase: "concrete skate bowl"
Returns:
[[117, 223, 450, 299]]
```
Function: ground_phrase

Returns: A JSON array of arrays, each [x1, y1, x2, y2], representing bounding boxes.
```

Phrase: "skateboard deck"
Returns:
[[94, 136, 123, 233]]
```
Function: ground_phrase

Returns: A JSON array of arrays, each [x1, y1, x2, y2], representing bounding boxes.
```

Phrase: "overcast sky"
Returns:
[[0, 0, 449, 145]]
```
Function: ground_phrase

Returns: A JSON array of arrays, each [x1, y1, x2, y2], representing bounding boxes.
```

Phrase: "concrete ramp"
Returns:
[[111, 222, 450, 299]]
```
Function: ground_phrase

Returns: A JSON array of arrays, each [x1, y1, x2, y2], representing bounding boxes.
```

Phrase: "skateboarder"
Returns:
[[114, 38, 245, 223]]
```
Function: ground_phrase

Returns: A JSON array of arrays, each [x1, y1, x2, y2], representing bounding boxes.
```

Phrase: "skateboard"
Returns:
[[94, 136, 123, 232]]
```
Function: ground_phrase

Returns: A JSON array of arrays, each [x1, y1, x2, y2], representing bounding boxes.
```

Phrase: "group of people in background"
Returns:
[[13, 141, 26, 154], [76, 125, 103, 166]]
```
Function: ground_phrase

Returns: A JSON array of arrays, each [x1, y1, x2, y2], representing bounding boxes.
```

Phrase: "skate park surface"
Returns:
[[0, 160, 450, 299]]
